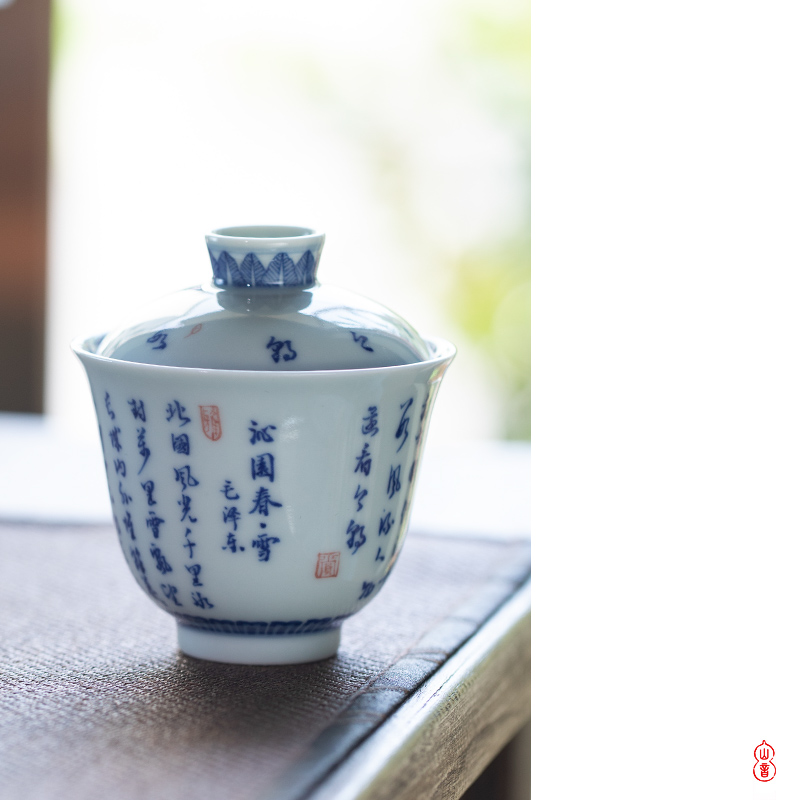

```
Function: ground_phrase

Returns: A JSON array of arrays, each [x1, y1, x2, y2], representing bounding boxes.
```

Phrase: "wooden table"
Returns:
[[0, 417, 530, 800]]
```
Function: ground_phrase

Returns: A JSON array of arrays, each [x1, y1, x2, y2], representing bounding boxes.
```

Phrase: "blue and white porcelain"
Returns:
[[72, 225, 455, 665]]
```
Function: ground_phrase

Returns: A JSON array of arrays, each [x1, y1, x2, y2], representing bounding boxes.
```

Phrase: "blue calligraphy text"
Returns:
[[141, 480, 157, 506], [379, 511, 394, 536], [174, 465, 200, 491], [361, 406, 379, 437], [249, 421, 276, 445], [266, 336, 297, 363], [221, 480, 240, 500], [105, 392, 115, 419], [161, 584, 183, 606], [346, 520, 366, 554], [123, 510, 135, 539], [222, 506, 241, 530], [183, 527, 197, 558], [146, 511, 165, 538], [222, 532, 244, 553], [354, 443, 372, 476], [178, 494, 197, 523], [147, 331, 168, 350], [171, 433, 190, 455], [249, 487, 282, 516], [130, 546, 145, 574], [358, 581, 376, 599], [166, 400, 191, 426], [350, 331, 374, 352], [149, 545, 173, 574], [252, 531, 280, 562], [415, 394, 430, 443], [395, 398, 413, 452], [354, 485, 368, 512], [109, 426, 123, 453], [128, 399, 146, 421], [185, 563, 203, 586], [191, 592, 214, 609], [387, 465, 401, 498], [119, 482, 132, 505], [251, 453, 275, 482], [137, 427, 150, 474]]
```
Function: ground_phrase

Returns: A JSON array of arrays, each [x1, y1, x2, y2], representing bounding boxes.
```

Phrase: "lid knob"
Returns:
[[205, 225, 325, 288]]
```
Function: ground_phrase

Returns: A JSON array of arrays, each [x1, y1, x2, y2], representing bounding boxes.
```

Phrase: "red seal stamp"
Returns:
[[315, 552, 340, 579], [753, 740, 776, 782], [199, 405, 222, 441]]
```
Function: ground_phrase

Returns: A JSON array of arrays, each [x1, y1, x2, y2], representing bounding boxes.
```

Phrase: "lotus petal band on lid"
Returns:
[[206, 225, 325, 288]]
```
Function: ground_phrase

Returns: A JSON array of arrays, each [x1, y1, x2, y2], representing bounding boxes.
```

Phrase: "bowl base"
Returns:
[[176, 624, 341, 665]]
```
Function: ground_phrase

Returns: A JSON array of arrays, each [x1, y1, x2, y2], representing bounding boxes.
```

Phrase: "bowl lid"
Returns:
[[96, 226, 430, 371]]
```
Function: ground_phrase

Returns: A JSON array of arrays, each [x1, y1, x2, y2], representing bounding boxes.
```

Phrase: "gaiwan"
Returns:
[[72, 226, 455, 665]]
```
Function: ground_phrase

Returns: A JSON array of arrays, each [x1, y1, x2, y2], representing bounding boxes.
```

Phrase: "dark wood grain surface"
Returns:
[[0, 523, 529, 800], [301, 583, 531, 800]]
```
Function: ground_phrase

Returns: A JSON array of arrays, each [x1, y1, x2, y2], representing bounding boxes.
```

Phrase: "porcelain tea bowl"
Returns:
[[72, 226, 455, 665]]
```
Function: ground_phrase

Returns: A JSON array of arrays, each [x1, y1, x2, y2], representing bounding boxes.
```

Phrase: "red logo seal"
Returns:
[[199, 405, 222, 441], [753, 740, 776, 782], [315, 552, 340, 579]]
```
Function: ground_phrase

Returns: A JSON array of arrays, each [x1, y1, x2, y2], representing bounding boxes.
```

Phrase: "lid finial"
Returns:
[[205, 225, 325, 288]]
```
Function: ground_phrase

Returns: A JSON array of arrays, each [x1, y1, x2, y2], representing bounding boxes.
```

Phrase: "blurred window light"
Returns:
[[46, 0, 530, 443]]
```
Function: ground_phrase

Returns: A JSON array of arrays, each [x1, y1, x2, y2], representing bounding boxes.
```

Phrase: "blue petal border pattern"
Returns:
[[209, 248, 318, 287], [174, 611, 351, 635]]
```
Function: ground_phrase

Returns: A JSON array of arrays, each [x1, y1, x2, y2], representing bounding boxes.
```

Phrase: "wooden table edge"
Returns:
[[300, 579, 532, 800]]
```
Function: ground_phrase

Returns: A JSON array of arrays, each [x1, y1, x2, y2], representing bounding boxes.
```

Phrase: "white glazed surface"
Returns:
[[73, 335, 454, 663], [96, 282, 428, 370]]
